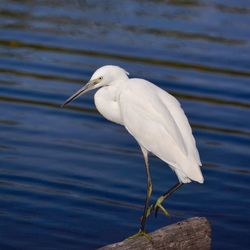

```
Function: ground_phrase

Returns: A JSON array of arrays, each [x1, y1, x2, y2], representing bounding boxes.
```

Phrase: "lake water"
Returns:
[[0, 0, 250, 249]]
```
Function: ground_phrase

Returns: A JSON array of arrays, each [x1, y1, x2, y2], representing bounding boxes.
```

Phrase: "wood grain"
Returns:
[[98, 217, 211, 250]]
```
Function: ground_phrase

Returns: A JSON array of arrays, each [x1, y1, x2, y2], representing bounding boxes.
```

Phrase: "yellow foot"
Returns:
[[154, 196, 170, 218], [127, 229, 152, 241]]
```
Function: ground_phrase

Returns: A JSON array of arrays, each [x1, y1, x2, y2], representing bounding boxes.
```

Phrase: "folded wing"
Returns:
[[119, 79, 203, 183]]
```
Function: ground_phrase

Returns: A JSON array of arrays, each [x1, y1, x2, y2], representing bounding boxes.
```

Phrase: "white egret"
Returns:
[[62, 65, 204, 238]]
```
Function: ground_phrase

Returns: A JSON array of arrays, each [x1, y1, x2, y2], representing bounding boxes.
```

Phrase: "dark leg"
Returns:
[[154, 182, 184, 217], [128, 147, 152, 240], [147, 183, 183, 217], [140, 147, 152, 231]]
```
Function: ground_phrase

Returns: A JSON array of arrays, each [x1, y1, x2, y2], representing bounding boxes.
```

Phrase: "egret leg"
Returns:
[[140, 148, 152, 231], [153, 182, 183, 217], [128, 147, 152, 240]]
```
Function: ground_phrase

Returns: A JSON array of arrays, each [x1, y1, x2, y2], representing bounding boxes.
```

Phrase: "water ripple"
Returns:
[[0, 1, 250, 250]]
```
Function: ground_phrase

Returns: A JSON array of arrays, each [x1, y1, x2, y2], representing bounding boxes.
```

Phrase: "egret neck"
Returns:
[[94, 78, 127, 125]]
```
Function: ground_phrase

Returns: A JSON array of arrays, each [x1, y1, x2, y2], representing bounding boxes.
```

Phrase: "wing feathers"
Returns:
[[119, 79, 203, 183]]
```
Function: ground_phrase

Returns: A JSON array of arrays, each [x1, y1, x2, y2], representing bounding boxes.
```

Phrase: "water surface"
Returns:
[[0, 0, 250, 249]]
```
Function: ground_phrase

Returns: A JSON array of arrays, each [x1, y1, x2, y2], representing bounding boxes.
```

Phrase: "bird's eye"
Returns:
[[99, 76, 103, 80]]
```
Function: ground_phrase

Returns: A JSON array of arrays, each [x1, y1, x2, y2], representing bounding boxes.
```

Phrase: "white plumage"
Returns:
[[92, 66, 203, 184], [62, 65, 204, 236]]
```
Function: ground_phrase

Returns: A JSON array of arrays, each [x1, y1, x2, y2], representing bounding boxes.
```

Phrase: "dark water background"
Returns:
[[0, 0, 250, 249]]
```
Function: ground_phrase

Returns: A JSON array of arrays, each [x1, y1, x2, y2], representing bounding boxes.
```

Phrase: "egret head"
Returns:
[[61, 65, 129, 107]]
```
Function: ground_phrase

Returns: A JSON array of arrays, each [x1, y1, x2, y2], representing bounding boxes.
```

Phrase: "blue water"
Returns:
[[0, 0, 250, 249]]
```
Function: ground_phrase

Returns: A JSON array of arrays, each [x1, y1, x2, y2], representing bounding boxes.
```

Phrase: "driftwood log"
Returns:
[[98, 217, 211, 250]]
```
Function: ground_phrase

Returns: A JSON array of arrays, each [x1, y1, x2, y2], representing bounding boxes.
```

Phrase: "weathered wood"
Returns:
[[98, 217, 211, 250]]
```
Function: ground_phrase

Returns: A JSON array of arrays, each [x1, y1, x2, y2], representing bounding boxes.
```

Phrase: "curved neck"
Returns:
[[94, 82, 126, 125]]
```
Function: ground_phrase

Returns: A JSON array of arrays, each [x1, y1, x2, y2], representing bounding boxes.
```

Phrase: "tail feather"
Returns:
[[173, 158, 204, 184]]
